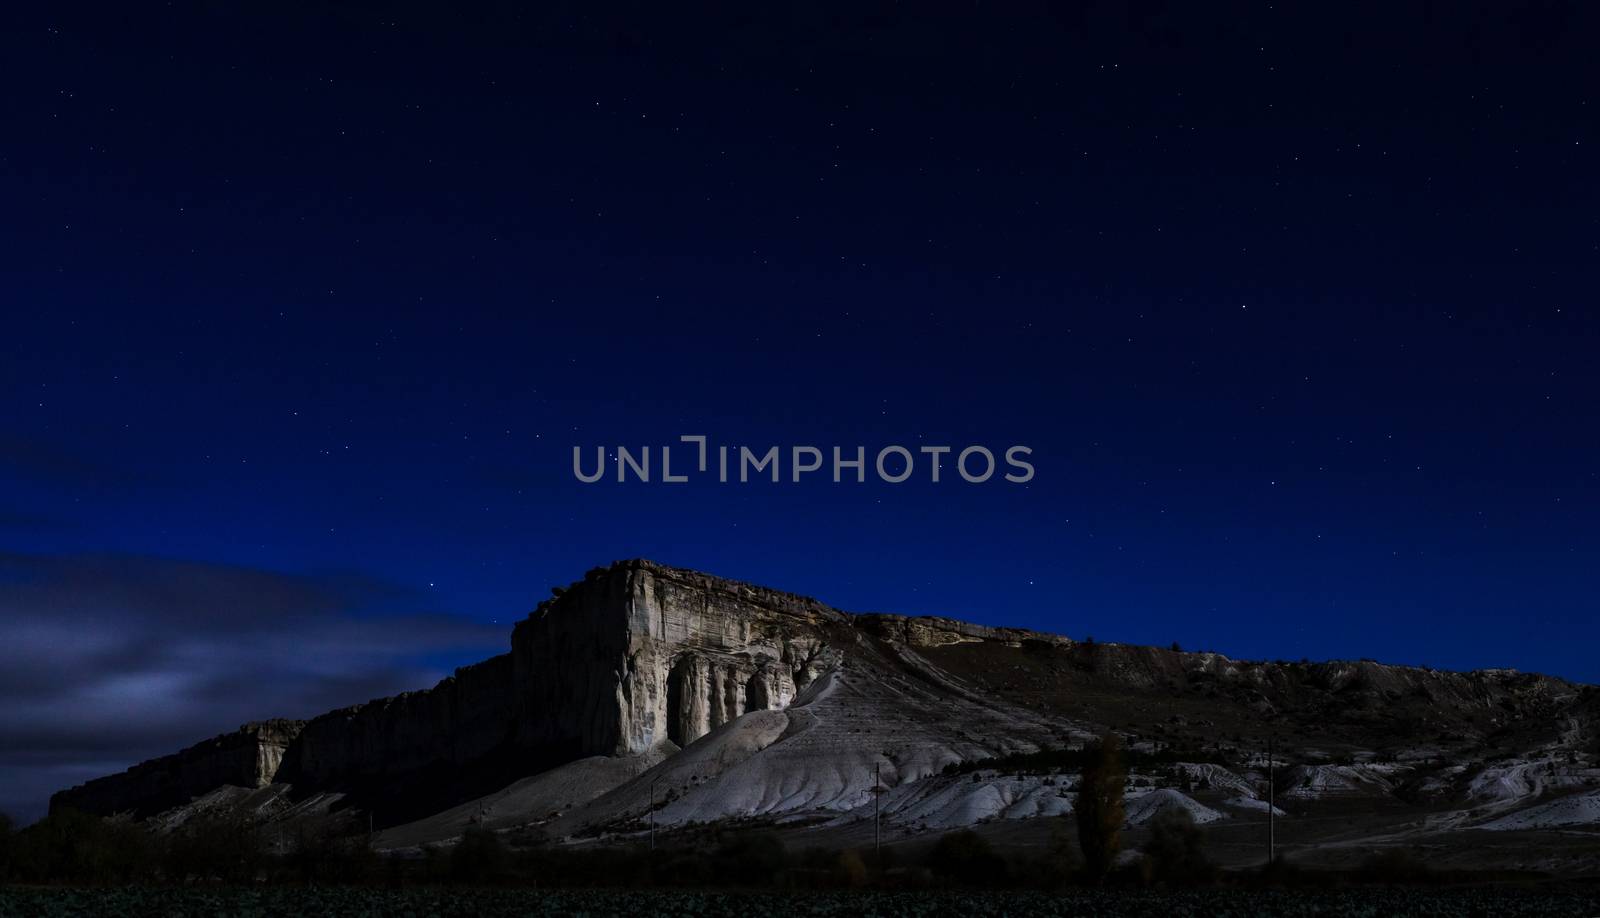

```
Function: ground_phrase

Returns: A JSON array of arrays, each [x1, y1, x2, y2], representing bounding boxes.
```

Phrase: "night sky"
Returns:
[[2, 3, 1597, 822]]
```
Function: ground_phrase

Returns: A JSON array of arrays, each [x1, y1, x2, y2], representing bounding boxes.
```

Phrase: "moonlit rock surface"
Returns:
[[1124, 788, 1226, 825], [1479, 789, 1600, 830], [50, 558, 1600, 859]]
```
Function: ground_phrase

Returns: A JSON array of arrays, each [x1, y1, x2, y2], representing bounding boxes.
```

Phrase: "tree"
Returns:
[[1140, 807, 1214, 885], [9, 808, 156, 884], [0, 812, 13, 881], [1075, 732, 1126, 882]]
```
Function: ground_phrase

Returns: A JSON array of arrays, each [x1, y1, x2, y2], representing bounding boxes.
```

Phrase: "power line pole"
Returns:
[[1267, 733, 1276, 866], [874, 762, 882, 864]]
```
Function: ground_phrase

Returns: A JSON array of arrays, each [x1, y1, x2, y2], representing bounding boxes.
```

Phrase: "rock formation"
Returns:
[[52, 560, 844, 818], [50, 720, 302, 818], [50, 556, 1596, 864]]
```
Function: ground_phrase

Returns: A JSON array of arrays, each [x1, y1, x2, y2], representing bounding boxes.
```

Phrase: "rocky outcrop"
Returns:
[[857, 612, 1075, 649], [52, 559, 1592, 824], [504, 560, 841, 756], [282, 560, 845, 790], [52, 560, 844, 819], [280, 652, 518, 790], [597, 560, 840, 754], [50, 720, 302, 818]]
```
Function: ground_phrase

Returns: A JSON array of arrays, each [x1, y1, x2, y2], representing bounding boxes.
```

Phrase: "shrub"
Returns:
[[165, 816, 265, 884], [284, 823, 379, 885], [712, 832, 786, 886], [656, 849, 715, 887], [11, 809, 157, 884], [450, 826, 510, 885], [924, 830, 1006, 887], [835, 848, 868, 887], [1140, 807, 1215, 886]]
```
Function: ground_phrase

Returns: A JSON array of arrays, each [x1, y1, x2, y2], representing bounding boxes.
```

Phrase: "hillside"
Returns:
[[52, 559, 1600, 873]]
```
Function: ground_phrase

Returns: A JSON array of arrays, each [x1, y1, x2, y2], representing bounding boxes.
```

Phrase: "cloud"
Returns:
[[0, 552, 506, 823]]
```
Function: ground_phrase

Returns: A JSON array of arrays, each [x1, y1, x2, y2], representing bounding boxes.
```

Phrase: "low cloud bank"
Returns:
[[0, 552, 504, 823]]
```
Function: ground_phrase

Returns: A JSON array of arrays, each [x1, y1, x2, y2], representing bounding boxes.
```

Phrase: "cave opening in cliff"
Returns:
[[665, 657, 689, 747], [746, 671, 770, 712]]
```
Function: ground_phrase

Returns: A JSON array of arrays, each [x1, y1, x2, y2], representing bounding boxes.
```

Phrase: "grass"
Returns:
[[3, 886, 1599, 918]]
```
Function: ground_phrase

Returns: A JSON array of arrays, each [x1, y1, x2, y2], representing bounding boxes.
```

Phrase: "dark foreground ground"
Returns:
[[4, 887, 1600, 918]]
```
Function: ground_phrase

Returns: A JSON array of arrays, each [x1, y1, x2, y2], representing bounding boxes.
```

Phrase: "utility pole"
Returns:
[[1267, 733, 1276, 866], [874, 762, 882, 864], [650, 774, 659, 851]]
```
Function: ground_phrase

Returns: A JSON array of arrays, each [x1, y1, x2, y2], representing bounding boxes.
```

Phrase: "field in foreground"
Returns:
[[3, 887, 1600, 918]]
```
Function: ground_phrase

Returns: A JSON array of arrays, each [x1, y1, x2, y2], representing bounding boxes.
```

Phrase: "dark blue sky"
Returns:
[[1, 2, 1596, 819]]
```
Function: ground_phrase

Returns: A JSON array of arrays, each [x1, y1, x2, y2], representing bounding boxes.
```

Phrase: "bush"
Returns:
[[1039, 818, 1080, 888], [1140, 808, 1215, 886], [835, 848, 868, 887], [924, 830, 1007, 887], [165, 816, 264, 884], [283, 823, 379, 885], [1257, 853, 1308, 886], [712, 832, 787, 886], [9, 809, 157, 884], [450, 826, 510, 885]]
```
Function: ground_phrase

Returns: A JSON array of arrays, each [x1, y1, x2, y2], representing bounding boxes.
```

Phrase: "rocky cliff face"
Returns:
[[279, 652, 518, 791], [52, 560, 842, 818], [50, 720, 302, 818], [593, 560, 841, 754], [51, 559, 1591, 828]]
